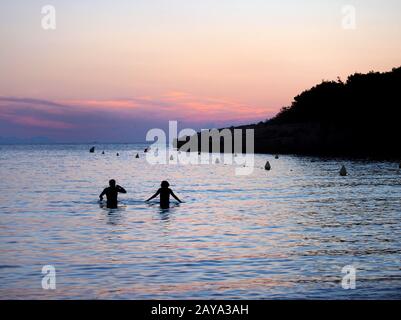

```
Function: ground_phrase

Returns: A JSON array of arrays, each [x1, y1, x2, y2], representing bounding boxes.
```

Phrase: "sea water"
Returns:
[[0, 144, 400, 299]]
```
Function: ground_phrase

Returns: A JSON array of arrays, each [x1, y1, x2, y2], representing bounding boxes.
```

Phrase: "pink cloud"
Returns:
[[55, 92, 274, 124], [0, 93, 273, 141], [59, 99, 142, 110], [10, 115, 75, 129]]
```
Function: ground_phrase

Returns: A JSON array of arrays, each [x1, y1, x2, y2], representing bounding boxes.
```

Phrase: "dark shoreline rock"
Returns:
[[340, 165, 347, 176]]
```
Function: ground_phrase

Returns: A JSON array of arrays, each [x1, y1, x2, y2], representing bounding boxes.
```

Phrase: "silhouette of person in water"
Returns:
[[99, 179, 127, 209], [146, 181, 182, 209]]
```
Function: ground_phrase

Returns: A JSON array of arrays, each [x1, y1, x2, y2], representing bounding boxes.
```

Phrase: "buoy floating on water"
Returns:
[[102, 151, 105, 155], [264, 161, 271, 170], [275, 155, 279, 159], [89, 146, 95, 153], [135, 153, 139, 158], [339, 165, 347, 176], [116, 153, 120, 157]]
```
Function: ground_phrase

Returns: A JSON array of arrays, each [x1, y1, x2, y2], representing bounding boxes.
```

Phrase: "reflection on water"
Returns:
[[0, 144, 400, 299]]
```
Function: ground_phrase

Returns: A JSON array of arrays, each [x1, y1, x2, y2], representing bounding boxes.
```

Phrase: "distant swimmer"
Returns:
[[146, 180, 182, 209], [99, 179, 127, 209]]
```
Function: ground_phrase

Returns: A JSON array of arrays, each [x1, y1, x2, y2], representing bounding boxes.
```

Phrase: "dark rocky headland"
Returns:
[[177, 67, 401, 159]]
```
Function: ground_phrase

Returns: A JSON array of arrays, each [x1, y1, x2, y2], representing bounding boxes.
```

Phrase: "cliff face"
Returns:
[[177, 67, 401, 158], [247, 122, 395, 157]]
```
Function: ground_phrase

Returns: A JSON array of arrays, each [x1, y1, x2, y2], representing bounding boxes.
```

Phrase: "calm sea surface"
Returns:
[[0, 144, 400, 299]]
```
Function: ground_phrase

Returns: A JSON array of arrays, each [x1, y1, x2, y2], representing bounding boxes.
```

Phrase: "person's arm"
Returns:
[[116, 185, 127, 194], [170, 189, 182, 203], [99, 188, 107, 200], [146, 189, 160, 202]]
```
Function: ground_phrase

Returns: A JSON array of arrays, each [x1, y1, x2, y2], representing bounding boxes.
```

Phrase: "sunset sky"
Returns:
[[1, 0, 400, 142]]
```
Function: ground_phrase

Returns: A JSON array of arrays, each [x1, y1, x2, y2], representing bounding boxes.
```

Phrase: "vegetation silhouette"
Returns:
[[177, 67, 401, 158], [253, 67, 401, 157]]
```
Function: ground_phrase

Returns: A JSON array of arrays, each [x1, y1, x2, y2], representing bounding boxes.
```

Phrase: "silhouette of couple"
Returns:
[[99, 179, 182, 209]]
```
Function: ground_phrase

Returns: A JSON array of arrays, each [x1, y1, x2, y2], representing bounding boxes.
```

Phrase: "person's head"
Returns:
[[109, 179, 116, 187], [161, 180, 170, 188]]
